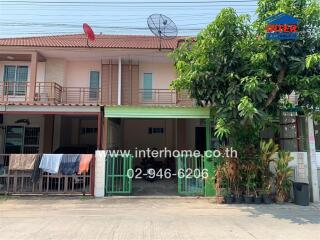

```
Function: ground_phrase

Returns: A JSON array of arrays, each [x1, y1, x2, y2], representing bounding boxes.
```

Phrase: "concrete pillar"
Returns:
[[29, 52, 38, 101], [306, 116, 320, 202], [101, 117, 108, 150], [118, 57, 122, 105], [94, 150, 106, 197]]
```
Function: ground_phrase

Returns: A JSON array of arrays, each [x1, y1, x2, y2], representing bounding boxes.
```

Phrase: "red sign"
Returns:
[[266, 24, 297, 33]]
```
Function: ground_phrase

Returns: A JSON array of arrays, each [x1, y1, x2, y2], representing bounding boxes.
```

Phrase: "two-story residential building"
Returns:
[[0, 34, 213, 196]]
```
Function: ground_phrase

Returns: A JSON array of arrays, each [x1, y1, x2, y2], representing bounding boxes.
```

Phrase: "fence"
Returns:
[[0, 154, 93, 195]]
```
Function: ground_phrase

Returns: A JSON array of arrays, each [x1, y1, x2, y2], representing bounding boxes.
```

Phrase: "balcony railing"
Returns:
[[139, 89, 177, 105], [0, 81, 101, 105], [0, 81, 193, 106], [61, 87, 101, 105]]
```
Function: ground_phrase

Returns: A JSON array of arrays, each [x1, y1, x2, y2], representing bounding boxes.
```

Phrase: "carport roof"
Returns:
[[104, 106, 211, 119]]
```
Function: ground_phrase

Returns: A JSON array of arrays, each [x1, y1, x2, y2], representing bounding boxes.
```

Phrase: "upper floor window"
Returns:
[[89, 71, 99, 99], [3, 65, 28, 96], [143, 73, 153, 101]]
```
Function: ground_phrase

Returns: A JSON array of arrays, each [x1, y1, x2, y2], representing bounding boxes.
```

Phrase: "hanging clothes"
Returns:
[[31, 155, 41, 183], [78, 154, 93, 174], [59, 154, 80, 175], [9, 154, 39, 171], [39, 154, 63, 174]]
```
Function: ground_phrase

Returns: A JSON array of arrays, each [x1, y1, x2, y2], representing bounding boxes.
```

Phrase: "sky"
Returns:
[[0, 0, 258, 38]]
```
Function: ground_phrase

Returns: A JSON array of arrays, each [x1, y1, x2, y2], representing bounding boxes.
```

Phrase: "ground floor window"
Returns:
[[4, 125, 40, 153]]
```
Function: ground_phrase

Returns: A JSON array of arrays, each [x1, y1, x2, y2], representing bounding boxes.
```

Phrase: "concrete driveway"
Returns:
[[0, 197, 319, 240]]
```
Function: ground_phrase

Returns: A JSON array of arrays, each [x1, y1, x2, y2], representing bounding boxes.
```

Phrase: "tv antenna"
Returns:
[[147, 14, 178, 50]]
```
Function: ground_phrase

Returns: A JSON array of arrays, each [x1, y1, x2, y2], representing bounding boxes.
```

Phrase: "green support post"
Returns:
[[204, 151, 216, 196], [205, 118, 211, 151]]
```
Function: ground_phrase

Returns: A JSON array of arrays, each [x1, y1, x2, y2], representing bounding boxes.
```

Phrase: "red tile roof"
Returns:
[[0, 34, 185, 49]]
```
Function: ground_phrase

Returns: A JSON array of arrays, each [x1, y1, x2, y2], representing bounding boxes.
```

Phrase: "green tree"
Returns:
[[171, 0, 320, 144]]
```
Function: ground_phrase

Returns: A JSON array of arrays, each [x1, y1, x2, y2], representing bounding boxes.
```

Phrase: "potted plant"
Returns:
[[261, 182, 273, 204], [259, 139, 279, 204], [275, 151, 294, 203], [214, 164, 224, 204], [244, 172, 255, 204], [242, 160, 257, 204], [223, 188, 233, 204], [253, 188, 262, 204], [234, 184, 243, 203], [223, 156, 239, 204]]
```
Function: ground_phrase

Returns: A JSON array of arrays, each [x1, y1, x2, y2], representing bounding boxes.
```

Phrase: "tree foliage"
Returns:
[[170, 0, 320, 141]]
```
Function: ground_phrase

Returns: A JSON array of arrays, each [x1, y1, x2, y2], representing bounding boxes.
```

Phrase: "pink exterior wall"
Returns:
[[64, 60, 101, 88], [139, 62, 176, 89]]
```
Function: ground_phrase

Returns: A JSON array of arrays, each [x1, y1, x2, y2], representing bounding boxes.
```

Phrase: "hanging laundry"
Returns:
[[31, 155, 41, 183], [59, 154, 80, 175], [9, 154, 39, 171], [39, 154, 63, 174], [78, 154, 93, 174]]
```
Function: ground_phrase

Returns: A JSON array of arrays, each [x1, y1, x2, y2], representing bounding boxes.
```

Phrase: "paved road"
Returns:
[[0, 197, 319, 240]]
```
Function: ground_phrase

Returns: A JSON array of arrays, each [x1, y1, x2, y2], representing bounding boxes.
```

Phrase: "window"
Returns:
[[3, 65, 28, 95], [143, 73, 153, 101], [5, 126, 40, 154], [148, 127, 164, 134], [89, 71, 99, 99]]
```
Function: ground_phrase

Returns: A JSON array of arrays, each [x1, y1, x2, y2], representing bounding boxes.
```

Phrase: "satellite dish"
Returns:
[[147, 14, 178, 50], [83, 23, 95, 47]]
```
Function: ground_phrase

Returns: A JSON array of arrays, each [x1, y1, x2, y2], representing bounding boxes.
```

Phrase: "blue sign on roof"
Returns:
[[266, 13, 299, 24], [265, 13, 299, 41]]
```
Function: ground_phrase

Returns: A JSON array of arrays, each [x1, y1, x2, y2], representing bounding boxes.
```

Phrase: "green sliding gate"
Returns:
[[105, 154, 133, 195], [176, 155, 205, 196]]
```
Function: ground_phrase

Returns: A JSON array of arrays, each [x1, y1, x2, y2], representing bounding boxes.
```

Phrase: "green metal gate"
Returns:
[[105, 154, 133, 195], [177, 155, 205, 196]]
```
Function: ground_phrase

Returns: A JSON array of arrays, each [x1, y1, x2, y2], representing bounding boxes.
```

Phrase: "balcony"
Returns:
[[0, 81, 101, 105], [138, 89, 194, 106], [0, 81, 193, 106]]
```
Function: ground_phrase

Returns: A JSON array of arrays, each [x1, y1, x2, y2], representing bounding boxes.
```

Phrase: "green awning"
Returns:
[[104, 106, 211, 119]]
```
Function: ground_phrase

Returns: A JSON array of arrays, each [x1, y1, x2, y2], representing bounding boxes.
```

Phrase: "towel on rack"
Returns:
[[9, 154, 39, 171], [59, 154, 80, 175], [78, 154, 93, 174], [39, 154, 63, 174]]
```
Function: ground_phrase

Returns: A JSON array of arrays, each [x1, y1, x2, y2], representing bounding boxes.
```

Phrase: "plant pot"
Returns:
[[262, 194, 272, 204], [254, 196, 262, 204], [234, 195, 243, 204], [244, 195, 253, 204], [224, 196, 233, 204], [215, 196, 224, 204], [275, 195, 286, 204]]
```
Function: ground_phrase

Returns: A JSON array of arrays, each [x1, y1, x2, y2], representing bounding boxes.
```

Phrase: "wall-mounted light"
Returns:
[[15, 119, 30, 125], [6, 56, 14, 60]]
